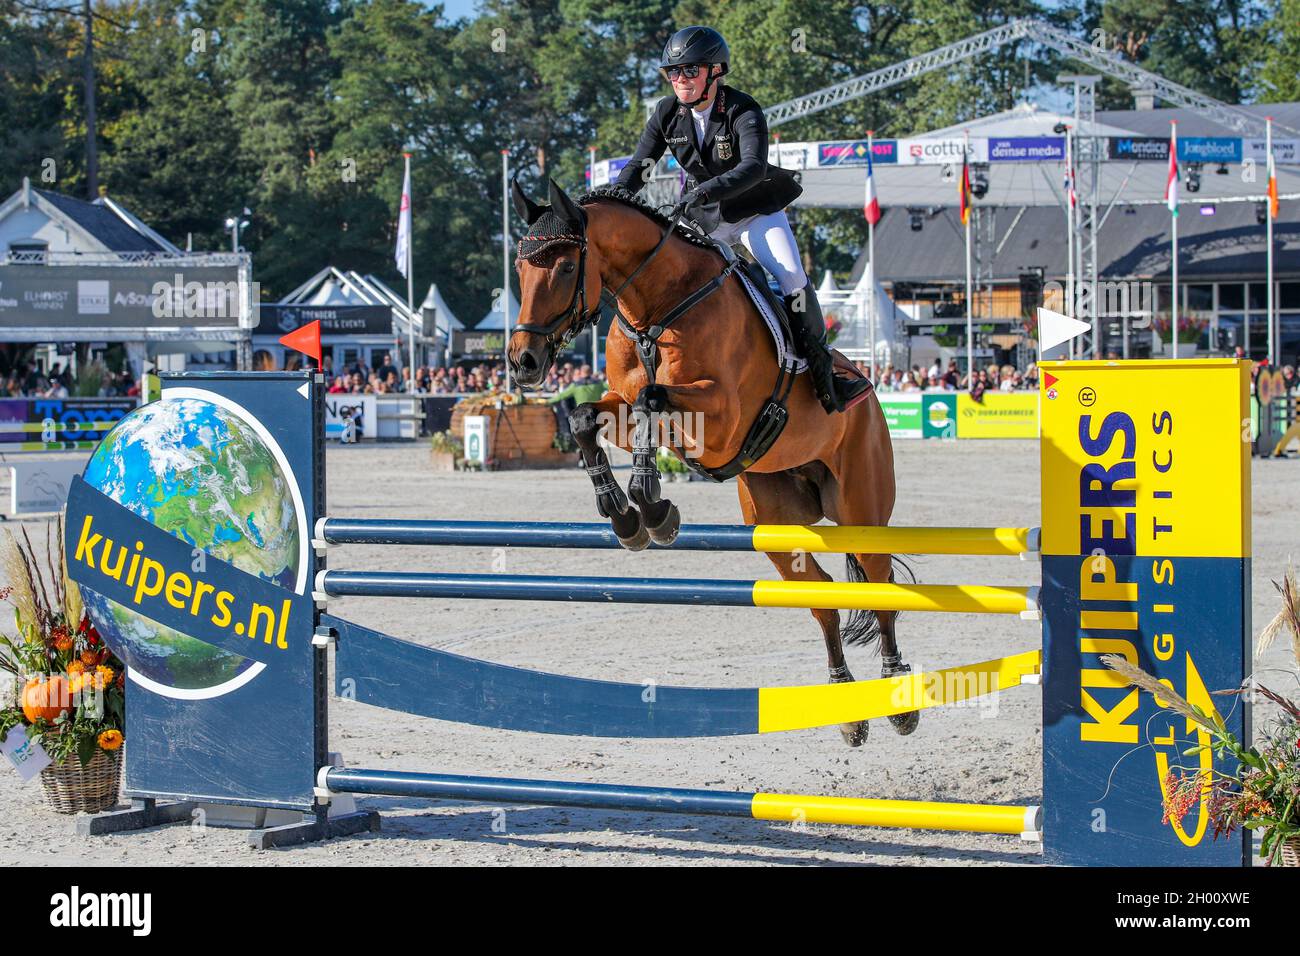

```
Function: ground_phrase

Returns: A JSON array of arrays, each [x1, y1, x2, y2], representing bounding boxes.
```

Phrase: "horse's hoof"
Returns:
[[839, 721, 868, 747], [882, 660, 921, 736], [617, 520, 651, 552], [646, 503, 680, 546]]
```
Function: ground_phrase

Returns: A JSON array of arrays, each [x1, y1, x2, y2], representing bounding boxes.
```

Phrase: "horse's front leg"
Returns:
[[569, 392, 649, 551], [627, 384, 680, 546]]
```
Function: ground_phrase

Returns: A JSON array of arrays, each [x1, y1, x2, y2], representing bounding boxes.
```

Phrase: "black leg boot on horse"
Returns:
[[569, 403, 649, 551], [627, 385, 681, 546], [784, 280, 873, 415]]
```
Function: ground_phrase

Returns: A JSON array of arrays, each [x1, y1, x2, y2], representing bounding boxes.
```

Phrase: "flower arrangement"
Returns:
[[1150, 312, 1210, 345], [1105, 564, 1300, 865], [0, 519, 125, 777], [429, 430, 463, 455]]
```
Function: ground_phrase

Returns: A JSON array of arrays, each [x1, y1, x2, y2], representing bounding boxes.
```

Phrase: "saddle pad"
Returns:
[[733, 268, 808, 375]]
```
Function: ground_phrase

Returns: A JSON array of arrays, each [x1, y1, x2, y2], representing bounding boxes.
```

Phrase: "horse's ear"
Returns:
[[547, 177, 586, 230], [512, 175, 546, 226]]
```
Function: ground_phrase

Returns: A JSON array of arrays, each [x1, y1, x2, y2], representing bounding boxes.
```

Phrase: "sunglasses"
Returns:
[[663, 64, 706, 80]]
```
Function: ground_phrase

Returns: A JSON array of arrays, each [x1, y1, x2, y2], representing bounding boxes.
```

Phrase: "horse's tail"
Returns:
[[842, 553, 916, 648]]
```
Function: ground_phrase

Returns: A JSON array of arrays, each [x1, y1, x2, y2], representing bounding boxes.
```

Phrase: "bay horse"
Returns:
[[507, 179, 915, 746]]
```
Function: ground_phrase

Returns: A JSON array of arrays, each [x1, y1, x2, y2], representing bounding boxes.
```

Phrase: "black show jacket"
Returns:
[[614, 85, 801, 223]]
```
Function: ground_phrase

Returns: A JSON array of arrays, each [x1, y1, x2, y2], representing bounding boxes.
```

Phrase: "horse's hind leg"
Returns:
[[823, 398, 919, 736], [626, 385, 681, 546], [737, 468, 868, 747], [570, 398, 648, 551], [847, 548, 920, 738]]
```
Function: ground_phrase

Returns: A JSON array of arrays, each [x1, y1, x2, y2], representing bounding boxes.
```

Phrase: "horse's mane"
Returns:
[[575, 185, 719, 253]]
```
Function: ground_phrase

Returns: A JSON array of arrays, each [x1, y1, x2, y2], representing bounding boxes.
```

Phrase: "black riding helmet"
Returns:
[[659, 25, 729, 72], [659, 26, 729, 106]]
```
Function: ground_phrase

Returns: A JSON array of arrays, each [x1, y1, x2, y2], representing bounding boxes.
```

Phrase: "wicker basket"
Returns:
[[39, 748, 122, 814], [1280, 837, 1300, 867]]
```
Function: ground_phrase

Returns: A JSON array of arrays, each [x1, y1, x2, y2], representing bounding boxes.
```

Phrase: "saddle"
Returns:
[[703, 237, 868, 386]]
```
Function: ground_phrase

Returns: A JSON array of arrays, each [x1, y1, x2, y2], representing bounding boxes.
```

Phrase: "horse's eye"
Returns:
[[562, 261, 576, 274]]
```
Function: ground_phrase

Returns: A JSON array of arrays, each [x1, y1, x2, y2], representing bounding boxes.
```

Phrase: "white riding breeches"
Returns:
[[709, 210, 808, 296]]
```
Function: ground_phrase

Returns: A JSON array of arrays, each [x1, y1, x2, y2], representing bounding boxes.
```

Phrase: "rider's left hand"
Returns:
[[673, 187, 710, 219]]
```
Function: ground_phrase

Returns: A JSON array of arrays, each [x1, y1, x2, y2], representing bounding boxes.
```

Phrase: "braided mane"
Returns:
[[517, 184, 720, 264], [575, 185, 720, 252]]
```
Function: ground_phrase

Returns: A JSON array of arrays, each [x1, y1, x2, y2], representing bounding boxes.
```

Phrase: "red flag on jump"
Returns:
[[280, 319, 322, 363]]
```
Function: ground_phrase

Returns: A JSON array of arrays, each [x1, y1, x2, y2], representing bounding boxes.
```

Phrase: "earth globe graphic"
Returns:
[[79, 396, 302, 693]]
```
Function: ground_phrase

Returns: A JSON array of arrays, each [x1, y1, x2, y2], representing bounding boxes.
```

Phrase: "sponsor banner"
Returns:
[[0, 265, 245, 328], [896, 137, 988, 166], [1038, 358, 1250, 866], [921, 393, 957, 439], [954, 392, 1039, 438], [1107, 136, 1170, 162], [0, 397, 135, 450], [1177, 136, 1241, 164], [772, 143, 816, 169], [7, 456, 88, 515], [877, 394, 921, 438], [323, 393, 376, 441], [591, 156, 631, 187], [452, 328, 506, 356], [1243, 137, 1300, 165], [988, 136, 1065, 162], [256, 304, 392, 336], [816, 139, 897, 167]]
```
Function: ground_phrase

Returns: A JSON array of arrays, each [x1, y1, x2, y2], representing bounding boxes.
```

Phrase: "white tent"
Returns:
[[817, 270, 839, 295], [420, 282, 465, 334], [476, 290, 519, 331]]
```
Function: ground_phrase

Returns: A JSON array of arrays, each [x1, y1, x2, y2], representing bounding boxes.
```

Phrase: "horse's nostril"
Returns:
[[520, 351, 538, 372]]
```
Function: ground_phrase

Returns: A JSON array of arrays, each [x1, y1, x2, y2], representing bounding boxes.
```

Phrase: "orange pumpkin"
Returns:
[[21, 675, 73, 723]]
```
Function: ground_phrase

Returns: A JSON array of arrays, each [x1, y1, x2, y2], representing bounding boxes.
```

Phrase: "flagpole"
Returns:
[[1171, 121, 1179, 360], [404, 153, 416, 388], [964, 130, 973, 381], [867, 130, 877, 383], [1267, 117, 1276, 366], [502, 149, 511, 394], [589, 145, 599, 374]]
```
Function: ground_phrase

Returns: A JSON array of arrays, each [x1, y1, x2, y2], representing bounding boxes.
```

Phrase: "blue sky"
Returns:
[[437, 0, 481, 21]]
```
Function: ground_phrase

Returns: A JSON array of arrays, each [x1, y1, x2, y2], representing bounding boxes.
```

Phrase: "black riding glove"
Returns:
[[672, 187, 710, 219]]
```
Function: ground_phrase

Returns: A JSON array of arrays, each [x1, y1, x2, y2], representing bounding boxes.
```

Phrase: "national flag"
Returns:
[[396, 155, 412, 276], [1064, 161, 1076, 208], [1164, 137, 1179, 216], [1268, 147, 1279, 220], [959, 151, 972, 227], [863, 148, 881, 225]]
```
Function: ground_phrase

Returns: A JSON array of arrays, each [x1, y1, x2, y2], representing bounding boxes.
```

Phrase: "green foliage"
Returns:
[[1259, 0, 1300, 102], [0, 0, 1278, 312]]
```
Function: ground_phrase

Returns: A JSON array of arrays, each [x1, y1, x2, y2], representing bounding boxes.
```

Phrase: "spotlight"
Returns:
[[1185, 162, 1201, 194], [908, 208, 924, 232], [1053, 122, 1068, 134], [1257, 202, 1268, 225], [971, 164, 989, 199], [1215, 164, 1229, 175], [1199, 205, 1215, 216]]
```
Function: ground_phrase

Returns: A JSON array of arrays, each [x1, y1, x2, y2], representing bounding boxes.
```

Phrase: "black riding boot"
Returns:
[[784, 280, 873, 414]]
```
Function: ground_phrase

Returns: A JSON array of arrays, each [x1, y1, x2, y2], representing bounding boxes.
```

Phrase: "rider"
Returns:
[[614, 25, 871, 414]]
